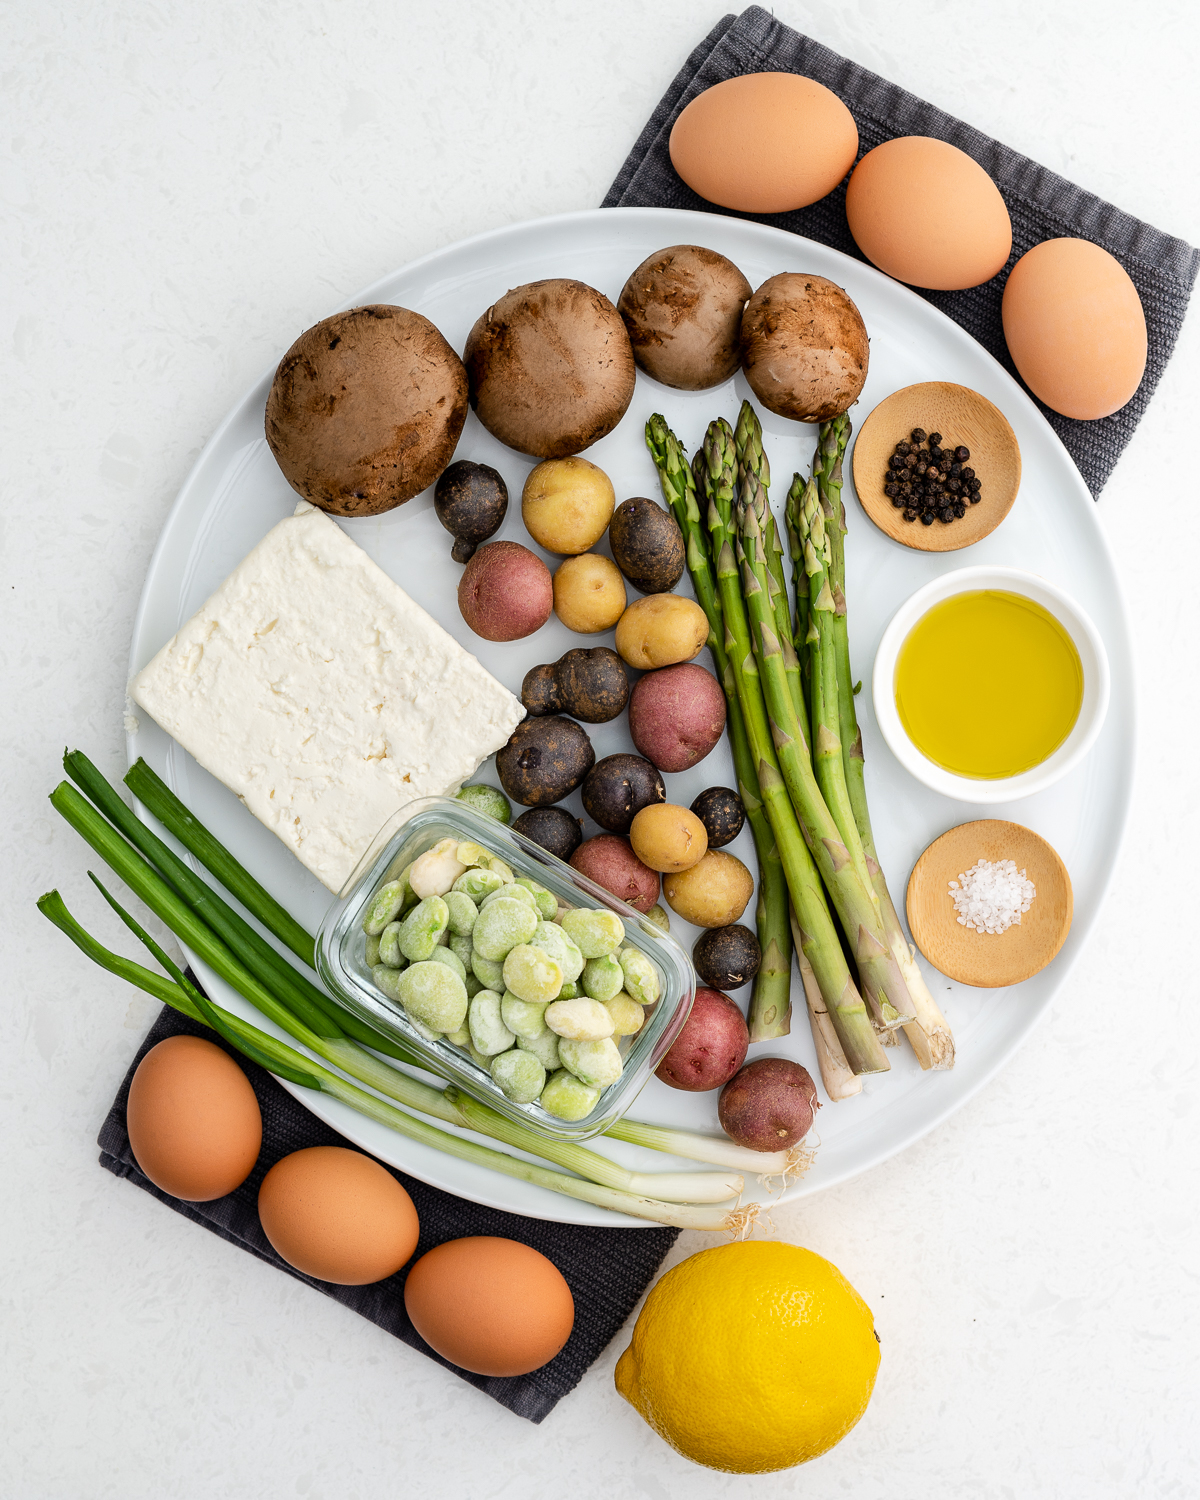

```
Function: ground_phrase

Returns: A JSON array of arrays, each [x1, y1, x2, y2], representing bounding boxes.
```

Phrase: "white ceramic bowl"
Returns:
[[872, 565, 1111, 804]]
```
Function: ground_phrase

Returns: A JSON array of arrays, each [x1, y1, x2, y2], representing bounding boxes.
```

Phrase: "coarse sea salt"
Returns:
[[948, 858, 1036, 935]]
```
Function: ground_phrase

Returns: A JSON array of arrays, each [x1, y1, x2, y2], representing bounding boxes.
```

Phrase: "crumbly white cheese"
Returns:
[[130, 503, 525, 892]]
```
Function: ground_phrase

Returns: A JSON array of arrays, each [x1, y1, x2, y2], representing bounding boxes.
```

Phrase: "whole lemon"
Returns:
[[615, 1241, 879, 1473]]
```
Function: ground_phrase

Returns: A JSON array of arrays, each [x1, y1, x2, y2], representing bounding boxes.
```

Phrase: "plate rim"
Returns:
[[125, 205, 1136, 1227]]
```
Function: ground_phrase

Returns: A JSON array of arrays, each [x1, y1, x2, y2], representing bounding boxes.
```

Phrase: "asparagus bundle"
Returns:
[[645, 414, 791, 1041], [802, 422, 955, 1070]]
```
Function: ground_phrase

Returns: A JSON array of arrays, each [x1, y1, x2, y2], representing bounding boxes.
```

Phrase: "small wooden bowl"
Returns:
[[851, 382, 1021, 552], [906, 820, 1072, 987]]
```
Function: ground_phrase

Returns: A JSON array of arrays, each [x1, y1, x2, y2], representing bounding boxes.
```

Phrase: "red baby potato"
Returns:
[[718, 1057, 818, 1151], [458, 540, 552, 641], [655, 987, 749, 1092], [628, 663, 726, 772], [569, 834, 660, 913]]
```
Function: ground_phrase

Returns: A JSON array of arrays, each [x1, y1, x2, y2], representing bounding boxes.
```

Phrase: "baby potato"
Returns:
[[662, 849, 754, 928], [522, 456, 615, 555], [553, 554, 627, 634], [614, 593, 708, 670], [629, 803, 709, 874]]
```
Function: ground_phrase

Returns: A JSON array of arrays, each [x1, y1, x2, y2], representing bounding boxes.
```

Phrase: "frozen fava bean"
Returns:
[[454, 784, 512, 824], [464, 972, 484, 999], [501, 991, 549, 1040], [408, 1016, 444, 1043], [558, 1036, 623, 1089], [503, 944, 563, 1003], [364, 932, 382, 967], [363, 878, 407, 935], [482, 882, 539, 914], [468, 1043, 493, 1070], [471, 949, 506, 989], [454, 841, 490, 870], [445, 1021, 473, 1047], [518, 1028, 562, 1072], [410, 837, 468, 898], [468, 989, 516, 1056], [378, 921, 405, 969], [644, 904, 671, 934], [490, 1049, 547, 1104], [557, 980, 579, 1000], [444, 890, 479, 937], [371, 963, 405, 1005], [429, 946, 467, 982], [516, 877, 558, 921], [603, 991, 646, 1037], [398, 896, 450, 962], [561, 907, 625, 959], [618, 946, 660, 1006], [452, 867, 506, 903], [545, 996, 615, 1042], [529, 920, 585, 983], [581, 954, 624, 1003], [540, 1069, 602, 1122], [397, 961, 469, 1033], [472, 898, 539, 961], [448, 930, 474, 968]]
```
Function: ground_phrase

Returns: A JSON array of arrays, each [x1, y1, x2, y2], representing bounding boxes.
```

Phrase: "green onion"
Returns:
[[125, 755, 315, 969], [40, 887, 756, 1232]]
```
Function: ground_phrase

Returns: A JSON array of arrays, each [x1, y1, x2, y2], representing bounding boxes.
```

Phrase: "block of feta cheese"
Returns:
[[130, 503, 525, 892]]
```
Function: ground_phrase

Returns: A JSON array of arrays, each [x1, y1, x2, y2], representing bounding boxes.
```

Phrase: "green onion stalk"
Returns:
[[39, 888, 754, 1231], [697, 419, 888, 1076], [645, 414, 792, 1041], [734, 461, 914, 1037], [810, 422, 955, 1070], [788, 905, 862, 1102], [47, 757, 794, 1202]]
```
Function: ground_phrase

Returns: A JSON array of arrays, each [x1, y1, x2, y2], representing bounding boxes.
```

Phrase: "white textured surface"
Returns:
[[2, 3, 1197, 1496]]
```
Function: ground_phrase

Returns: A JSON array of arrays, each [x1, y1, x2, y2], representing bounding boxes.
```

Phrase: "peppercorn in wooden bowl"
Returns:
[[851, 382, 1021, 552]]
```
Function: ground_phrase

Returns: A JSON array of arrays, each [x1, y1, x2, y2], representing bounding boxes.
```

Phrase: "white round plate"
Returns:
[[127, 207, 1133, 1227]]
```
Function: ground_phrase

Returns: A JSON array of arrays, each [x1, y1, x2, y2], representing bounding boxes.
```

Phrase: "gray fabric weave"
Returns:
[[604, 7, 1198, 495]]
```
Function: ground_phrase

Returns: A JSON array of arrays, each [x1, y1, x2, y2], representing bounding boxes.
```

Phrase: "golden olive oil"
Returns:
[[894, 590, 1083, 778]]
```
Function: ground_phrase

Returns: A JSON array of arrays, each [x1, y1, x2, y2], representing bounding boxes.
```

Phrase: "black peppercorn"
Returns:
[[911, 428, 927, 443], [961, 466, 975, 481], [896, 441, 911, 456], [955, 446, 970, 462], [928, 432, 942, 447], [920, 513, 934, 526]]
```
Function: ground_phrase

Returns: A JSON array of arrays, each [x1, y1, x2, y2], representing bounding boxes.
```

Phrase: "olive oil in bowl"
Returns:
[[894, 590, 1083, 779]]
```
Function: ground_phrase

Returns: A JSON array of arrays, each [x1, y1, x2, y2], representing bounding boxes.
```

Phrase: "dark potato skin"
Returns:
[[656, 988, 749, 1092], [463, 279, 635, 459], [718, 1058, 818, 1151], [582, 754, 666, 835], [693, 924, 762, 990], [739, 273, 869, 422], [618, 245, 751, 391], [496, 716, 595, 807], [265, 305, 468, 516], [512, 806, 584, 863], [608, 498, 686, 595], [569, 835, 660, 913], [690, 786, 746, 849], [522, 648, 629, 724], [434, 460, 508, 563]]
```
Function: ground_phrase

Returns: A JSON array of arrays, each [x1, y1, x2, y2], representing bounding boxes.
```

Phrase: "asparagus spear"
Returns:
[[699, 419, 887, 1074], [735, 468, 915, 1033], [735, 402, 806, 736], [646, 415, 791, 1038], [814, 420, 956, 1070]]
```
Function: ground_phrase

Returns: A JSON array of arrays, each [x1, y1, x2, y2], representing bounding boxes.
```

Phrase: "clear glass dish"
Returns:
[[314, 796, 697, 1142]]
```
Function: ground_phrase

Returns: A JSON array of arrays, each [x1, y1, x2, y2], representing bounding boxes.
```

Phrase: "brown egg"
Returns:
[[1002, 238, 1147, 420], [126, 1035, 261, 1201], [846, 137, 1012, 290], [669, 73, 858, 214], [257, 1146, 419, 1285], [404, 1236, 575, 1376]]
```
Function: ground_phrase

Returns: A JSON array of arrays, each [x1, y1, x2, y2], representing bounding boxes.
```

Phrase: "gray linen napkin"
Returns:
[[604, 6, 1198, 495], [99, 1001, 677, 1423]]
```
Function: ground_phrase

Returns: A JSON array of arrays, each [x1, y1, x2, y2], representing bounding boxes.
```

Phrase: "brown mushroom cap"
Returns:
[[265, 304, 468, 517], [463, 279, 635, 459], [618, 245, 751, 391], [739, 273, 870, 423]]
